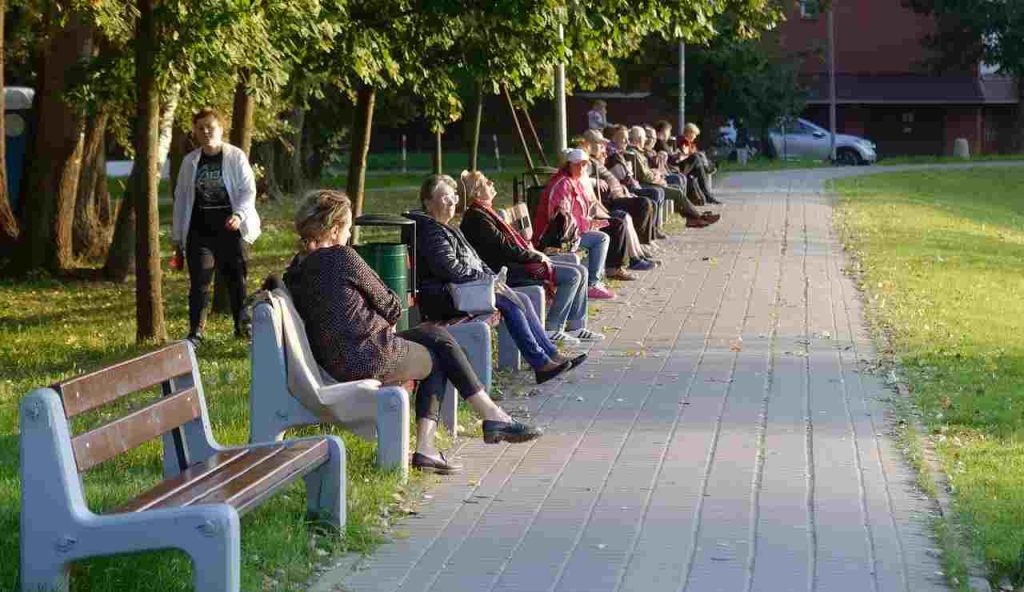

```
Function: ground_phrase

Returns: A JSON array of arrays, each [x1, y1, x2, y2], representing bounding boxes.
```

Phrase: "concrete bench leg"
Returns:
[[21, 506, 243, 592], [444, 321, 491, 437], [375, 387, 409, 478], [303, 435, 347, 530], [498, 286, 546, 371]]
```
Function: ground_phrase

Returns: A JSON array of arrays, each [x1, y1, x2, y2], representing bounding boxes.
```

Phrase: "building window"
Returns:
[[800, 0, 820, 19]]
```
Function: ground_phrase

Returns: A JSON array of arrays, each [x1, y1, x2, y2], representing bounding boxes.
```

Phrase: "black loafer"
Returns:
[[411, 451, 462, 474], [482, 420, 543, 444], [535, 360, 572, 384], [568, 353, 588, 368]]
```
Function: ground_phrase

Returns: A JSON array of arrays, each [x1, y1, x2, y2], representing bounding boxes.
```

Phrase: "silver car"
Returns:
[[768, 118, 877, 165]]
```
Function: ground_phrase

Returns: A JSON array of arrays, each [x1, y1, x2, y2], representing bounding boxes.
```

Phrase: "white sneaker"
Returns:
[[546, 330, 581, 345], [567, 327, 606, 342]]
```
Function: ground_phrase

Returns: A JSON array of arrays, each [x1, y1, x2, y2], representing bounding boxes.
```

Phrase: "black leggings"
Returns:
[[605, 196, 656, 244], [600, 218, 628, 268], [186, 212, 248, 335], [679, 154, 714, 199], [397, 325, 484, 422]]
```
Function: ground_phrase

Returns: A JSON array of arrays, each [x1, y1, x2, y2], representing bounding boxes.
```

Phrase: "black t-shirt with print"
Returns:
[[194, 151, 231, 211]]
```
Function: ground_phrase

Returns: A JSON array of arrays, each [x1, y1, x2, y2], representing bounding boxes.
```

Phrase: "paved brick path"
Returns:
[[313, 172, 948, 592]]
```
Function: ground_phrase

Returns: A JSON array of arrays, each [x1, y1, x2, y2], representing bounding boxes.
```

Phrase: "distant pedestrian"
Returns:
[[587, 100, 611, 131], [171, 108, 261, 345]]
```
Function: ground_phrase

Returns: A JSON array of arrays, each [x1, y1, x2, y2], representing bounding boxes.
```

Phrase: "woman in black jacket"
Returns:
[[410, 175, 584, 384], [285, 190, 540, 474], [458, 170, 603, 345]]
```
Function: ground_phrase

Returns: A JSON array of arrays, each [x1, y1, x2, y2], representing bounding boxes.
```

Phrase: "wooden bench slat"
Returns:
[[71, 387, 201, 472], [115, 449, 251, 513], [127, 446, 285, 511], [59, 342, 193, 417], [196, 440, 329, 515]]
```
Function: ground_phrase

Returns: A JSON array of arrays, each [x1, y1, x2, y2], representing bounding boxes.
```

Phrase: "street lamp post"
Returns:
[[554, 24, 567, 154], [828, 4, 837, 162], [678, 40, 686, 132]]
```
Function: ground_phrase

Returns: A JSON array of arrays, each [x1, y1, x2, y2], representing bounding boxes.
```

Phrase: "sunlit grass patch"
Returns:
[[836, 166, 1024, 586]]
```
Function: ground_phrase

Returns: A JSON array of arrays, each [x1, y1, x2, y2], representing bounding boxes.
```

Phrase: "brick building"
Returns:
[[779, 0, 1019, 156]]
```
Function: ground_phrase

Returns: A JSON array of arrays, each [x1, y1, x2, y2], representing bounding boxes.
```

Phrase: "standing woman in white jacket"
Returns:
[[172, 108, 261, 344]]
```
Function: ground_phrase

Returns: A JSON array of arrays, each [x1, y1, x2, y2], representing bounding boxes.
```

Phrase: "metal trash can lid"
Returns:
[[4, 87, 34, 110], [353, 214, 415, 226]]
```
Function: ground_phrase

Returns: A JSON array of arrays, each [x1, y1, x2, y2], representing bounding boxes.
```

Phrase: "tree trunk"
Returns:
[[285, 108, 306, 193], [230, 74, 255, 156], [94, 143, 112, 228], [0, 0, 16, 256], [73, 111, 111, 259], [103, 179, 135, 281], [168, 123, 188, 198], [132, 0, 166, 343], [432, 129, 443, 175], [469, 83, 483, 171], [157, 84, 179, 169], [17, 7, 91, 272], [256, 140, 285, 201], [346, 84, 376, 239]]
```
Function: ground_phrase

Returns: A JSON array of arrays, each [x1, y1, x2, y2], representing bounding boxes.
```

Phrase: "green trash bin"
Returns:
[[353, 214, 416, 331], [354, 243, 409, 329]]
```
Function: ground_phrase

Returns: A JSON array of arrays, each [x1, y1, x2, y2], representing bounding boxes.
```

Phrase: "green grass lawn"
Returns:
[[0, 173, 538, 591], [834, 166, 1024, 587]]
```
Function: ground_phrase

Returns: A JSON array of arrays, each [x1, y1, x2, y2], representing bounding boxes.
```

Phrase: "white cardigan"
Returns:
[[171, 143, 261, 249]]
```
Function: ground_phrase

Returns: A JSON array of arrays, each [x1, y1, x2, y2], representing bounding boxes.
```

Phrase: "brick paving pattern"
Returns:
[[312, 171, 949, 592]]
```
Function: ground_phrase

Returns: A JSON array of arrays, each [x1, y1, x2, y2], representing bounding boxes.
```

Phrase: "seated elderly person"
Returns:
[[409, 175, 585, 383], [534, 149, 635, 299], [572, 137, 659, 270], [458, 170, 604, 345], [616, 125, 719, 228], [582, 129, 662, 249], [644, 124, 693, 202], [676, 122, 721, 204], [283, 190, 541, 475]]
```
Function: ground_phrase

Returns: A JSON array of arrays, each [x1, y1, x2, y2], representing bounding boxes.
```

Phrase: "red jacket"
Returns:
[[532, 168, 593, 247]]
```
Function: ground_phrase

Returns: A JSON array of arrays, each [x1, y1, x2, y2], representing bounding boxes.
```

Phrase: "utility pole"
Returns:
[[678, 40, 686, 131], [554, 24, 567, 154], [828, 3, 837, 162]]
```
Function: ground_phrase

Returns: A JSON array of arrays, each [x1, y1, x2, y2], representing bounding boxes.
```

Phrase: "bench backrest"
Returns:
[[267, 289, 335, 403], [55, 342, 200, 472], [498, 202, 533, 241]]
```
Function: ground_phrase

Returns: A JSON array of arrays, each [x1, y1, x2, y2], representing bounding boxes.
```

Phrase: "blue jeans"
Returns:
[[496, 291, 558, 369], [547, 261, 588, 331], [579, 230, 609, 286]]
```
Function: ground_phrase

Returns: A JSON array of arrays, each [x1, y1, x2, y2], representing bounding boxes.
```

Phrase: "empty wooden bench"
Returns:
[[249, 288, 410, 476], [19, 341, 345, 592]]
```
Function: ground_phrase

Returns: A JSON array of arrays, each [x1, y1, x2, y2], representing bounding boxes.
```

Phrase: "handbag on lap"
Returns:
[[538, 210, 580, 253]]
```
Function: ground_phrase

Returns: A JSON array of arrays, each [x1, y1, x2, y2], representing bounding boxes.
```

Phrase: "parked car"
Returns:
[[768, 118, 877, 165]]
